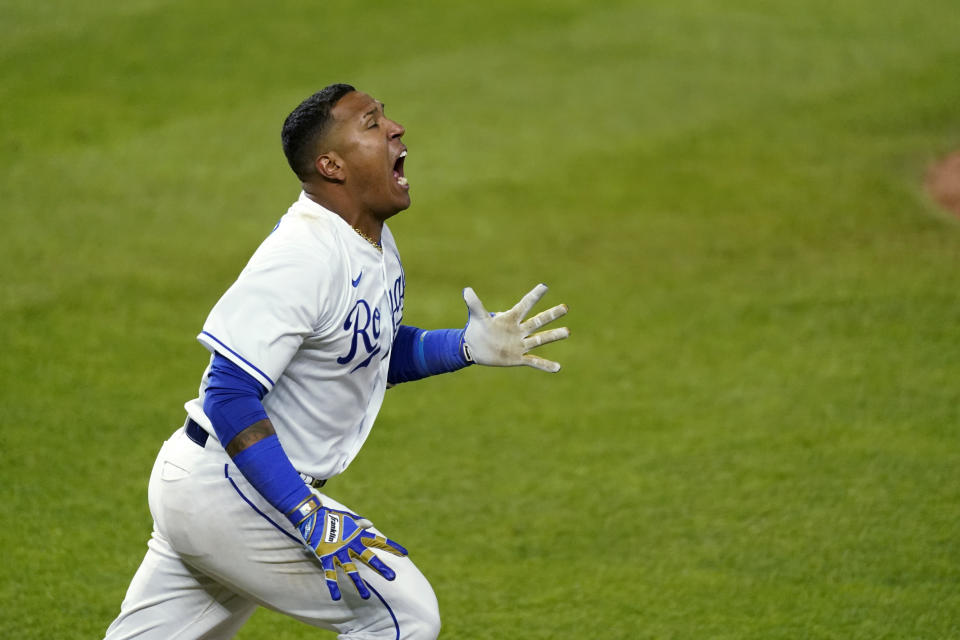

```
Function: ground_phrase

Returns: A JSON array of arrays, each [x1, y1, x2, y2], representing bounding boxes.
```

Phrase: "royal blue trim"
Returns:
[[224, 464, 300, 544], [365, 581, 400, 640], [201, 331, 276, 387]]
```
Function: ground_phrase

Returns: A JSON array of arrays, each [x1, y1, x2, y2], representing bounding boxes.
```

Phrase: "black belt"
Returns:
[[184, 417, 326, 489], [186, 418, 209, 447]]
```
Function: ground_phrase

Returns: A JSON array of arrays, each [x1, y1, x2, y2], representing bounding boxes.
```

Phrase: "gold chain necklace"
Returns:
[[352, 227, 382, 253]]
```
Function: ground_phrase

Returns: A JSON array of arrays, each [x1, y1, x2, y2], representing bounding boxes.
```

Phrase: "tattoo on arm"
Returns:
[[225, 419, 276, 457]]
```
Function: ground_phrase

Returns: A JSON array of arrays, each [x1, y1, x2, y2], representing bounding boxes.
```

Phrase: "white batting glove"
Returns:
[[462, 283, 570, 372]]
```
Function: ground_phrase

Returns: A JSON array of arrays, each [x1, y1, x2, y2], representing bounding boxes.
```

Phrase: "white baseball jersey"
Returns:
[[183, 191, 405, 480], [106, 192, 438, 640]]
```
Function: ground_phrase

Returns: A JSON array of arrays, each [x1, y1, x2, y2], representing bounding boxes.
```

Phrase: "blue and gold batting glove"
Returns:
[[287, 495, 408, 601]]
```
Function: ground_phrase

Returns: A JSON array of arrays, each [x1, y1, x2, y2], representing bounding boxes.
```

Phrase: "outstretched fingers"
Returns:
[[507, 283, 549, 321], [520, 303, 568, 332], [462, 287, 490, 320], [522, 327, 570, 351], [521, 354, 562, 373]]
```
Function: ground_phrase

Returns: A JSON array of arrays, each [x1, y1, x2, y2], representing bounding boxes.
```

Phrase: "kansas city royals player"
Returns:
[[104, 84, 569, 639]]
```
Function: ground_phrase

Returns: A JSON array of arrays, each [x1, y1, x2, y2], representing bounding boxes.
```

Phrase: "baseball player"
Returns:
[[103, 83, 569, 640]]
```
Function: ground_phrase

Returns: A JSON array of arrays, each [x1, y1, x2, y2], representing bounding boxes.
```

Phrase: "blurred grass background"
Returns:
[[2, 1, 959, 638]]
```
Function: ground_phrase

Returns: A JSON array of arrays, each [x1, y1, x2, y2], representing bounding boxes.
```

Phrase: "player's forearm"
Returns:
[[387, 325, 471, 384], [225, 419, 276, 457], [230, 428, 313, 518], [203, 353, 313, 518], [209, 403, 314, 521]]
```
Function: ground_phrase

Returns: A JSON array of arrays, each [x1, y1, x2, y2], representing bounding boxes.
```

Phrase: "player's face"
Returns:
[[329, 91, 410, 218]]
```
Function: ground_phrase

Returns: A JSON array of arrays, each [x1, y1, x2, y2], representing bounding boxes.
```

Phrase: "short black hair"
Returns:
[[281, 83, 356, 181]]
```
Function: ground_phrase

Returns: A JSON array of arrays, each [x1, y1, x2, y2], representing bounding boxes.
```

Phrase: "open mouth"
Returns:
[[393, 150, 408, 188]]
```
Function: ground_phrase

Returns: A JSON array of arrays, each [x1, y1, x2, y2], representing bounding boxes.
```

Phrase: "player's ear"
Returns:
[[316, 152, 345, 182]]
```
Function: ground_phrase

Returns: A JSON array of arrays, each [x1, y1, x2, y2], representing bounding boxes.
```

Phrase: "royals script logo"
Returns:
[[387, 261, 405, 332], [337, 299, 382, 372], [337, 260, 405, 373]]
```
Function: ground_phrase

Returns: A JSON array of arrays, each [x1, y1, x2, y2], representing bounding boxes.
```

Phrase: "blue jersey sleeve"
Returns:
[[388, 325, 472, 384]]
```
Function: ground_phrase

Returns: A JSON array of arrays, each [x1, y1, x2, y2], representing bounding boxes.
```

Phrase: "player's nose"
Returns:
[[386, 117, 405, 139]]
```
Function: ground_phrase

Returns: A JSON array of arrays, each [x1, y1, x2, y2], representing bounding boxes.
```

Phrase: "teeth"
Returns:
[[397, 176, 408, 186], [400, 150, 407, 158]]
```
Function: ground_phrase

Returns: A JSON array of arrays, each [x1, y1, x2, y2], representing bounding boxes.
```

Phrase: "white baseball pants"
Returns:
[[104, 425, 440, 639]]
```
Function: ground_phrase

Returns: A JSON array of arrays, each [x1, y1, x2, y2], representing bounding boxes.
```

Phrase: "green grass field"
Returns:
[[2, 1, 959, 638]]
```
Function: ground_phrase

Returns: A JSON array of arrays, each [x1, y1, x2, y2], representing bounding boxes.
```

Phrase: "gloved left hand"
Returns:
[[288, 495, 407, 601], [462, 283, 570, 372]]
